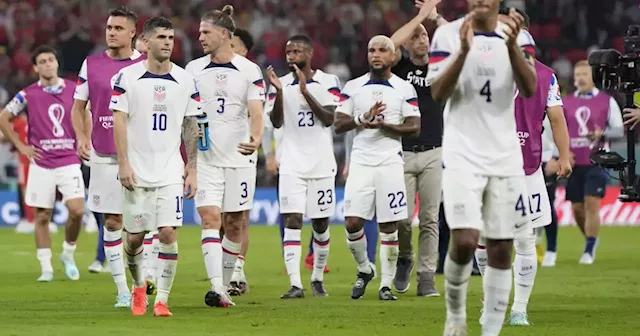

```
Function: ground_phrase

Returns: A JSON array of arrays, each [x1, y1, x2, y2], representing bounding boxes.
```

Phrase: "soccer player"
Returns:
[[187, 5, 264, 308], [110, 16, 200, 317], [266, 34, 340, 298], [334, 35, 421, 301], [71, 6, 144, 308], [0, 45, 85, 282], [563, 60, 623, 265], [427, 1, 538, 334]]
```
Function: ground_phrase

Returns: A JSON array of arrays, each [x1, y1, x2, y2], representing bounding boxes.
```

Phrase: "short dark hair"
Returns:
[[288, 35, 313, 49], [234, 28, 254, 52], [514, 8, 530, 29], [31, 45, 57, 65], [201, 5, 236, 37], [143, 16, 173, 36], [108, 6, 138, 24]]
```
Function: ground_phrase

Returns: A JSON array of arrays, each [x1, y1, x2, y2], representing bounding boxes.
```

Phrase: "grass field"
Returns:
[[1, 225, 640, 336]]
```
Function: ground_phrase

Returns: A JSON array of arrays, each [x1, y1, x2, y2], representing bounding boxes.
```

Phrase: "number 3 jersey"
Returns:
[[264, 70, 341, 178], [186, 54, 265, 168], [427, 18, 536, 176], [109, 62, 201, 187], [5, 78, 80, 169]]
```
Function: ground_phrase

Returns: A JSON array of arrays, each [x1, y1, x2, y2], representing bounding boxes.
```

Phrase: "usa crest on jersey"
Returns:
[[154, 85, 166, 102]]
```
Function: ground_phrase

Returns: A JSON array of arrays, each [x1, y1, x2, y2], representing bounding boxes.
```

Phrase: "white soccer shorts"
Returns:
[[25, 163, 85, 209], [442, 168, 530, 240], [344, 162, 408, 223], [123, 183, 184, 234], [195, 164, 256, 212], [279, 175, 335, 219], [88, 162, 123, 214], [524, 165, 552, 229]]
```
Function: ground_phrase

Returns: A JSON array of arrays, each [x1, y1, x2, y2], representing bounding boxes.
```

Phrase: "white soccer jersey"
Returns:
[[186, 54, 265, 168], [109, 62, 201, 187], [264, 70, 341, 178], [427, 19, 536, 176], [336, 73, 420, 166]]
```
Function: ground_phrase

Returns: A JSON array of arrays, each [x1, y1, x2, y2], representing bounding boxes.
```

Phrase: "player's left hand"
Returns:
[[362, 115, 384, 129], [499, 8, 524, 47], [183, 168, 197, 199], [292, 64, 308, 94], [238, 136, 260, 155], [623, 107, 640, 129]]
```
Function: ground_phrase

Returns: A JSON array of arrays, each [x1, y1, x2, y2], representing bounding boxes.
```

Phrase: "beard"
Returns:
[[369, 64, 389, 80], [288, 60, 307, 71]]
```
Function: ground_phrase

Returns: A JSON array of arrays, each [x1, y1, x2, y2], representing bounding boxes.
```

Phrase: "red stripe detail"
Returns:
[[158, 253, 178, 260], [65, 241, 76, 246], [348, 232, 365, 242], [104, 239, 122, 247], [381, 241, 399, 246], [313, 238, 330, 246], [144, 239, 153, 245], [222, 247, 240, 255], [429, 56, 446, 64], [477, 245, 486, 250], [201, 237, 221, 244], [238, 255, 245, 261], [153, 234, 159, 239]]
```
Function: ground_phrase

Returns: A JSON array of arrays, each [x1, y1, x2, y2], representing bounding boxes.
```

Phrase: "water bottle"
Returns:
[[197, 113, 210, 151]]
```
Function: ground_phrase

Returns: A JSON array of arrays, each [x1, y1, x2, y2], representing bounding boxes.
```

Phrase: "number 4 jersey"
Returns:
[[264, 70, 341, 179], [427, 18, 536, 177]]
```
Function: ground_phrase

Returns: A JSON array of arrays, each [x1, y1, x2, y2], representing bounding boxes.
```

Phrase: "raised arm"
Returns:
[[390, 0, 442, 65], [266, 66, 284, 128], [502, 11, 537, 97]]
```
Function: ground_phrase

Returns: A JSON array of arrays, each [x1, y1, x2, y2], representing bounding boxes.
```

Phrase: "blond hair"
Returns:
[[368, 35, 395, 51], [201, 5, 236, 36]]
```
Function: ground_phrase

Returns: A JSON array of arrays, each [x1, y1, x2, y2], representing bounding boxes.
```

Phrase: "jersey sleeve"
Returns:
[[321, 74, 342, 107], [247, 64, 266, 102], [335, 81, 355, 116], [402, 85, 421, 118], [547, 74, 563, 108], [264, 85, 277, 115], [74, 59, 89, 101], [426, 27, 454, 85], [186, 78, 202, 117], [5, 90, 28, 115], [109, 71, 129, 114], [516, 30, 536, 65]]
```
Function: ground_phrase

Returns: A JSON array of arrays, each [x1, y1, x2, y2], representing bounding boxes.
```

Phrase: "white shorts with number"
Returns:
[[195, 165, 256, 212], [25, 163, 85, 209], [123, 183, 184, 234], [344, 162, 408, 223], [524, 166, 552, 229], [88, 162, 123, 214], [279, 175, 335, 219], [442, 168, 530, 239]]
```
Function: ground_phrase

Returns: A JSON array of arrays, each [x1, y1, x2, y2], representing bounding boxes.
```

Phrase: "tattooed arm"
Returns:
[[182, 116, 198, 171]]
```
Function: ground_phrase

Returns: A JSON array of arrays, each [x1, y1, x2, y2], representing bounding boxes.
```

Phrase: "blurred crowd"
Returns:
[[0, 0, 637, 187]]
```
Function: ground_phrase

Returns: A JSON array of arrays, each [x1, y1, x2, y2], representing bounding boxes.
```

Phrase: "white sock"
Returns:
[[512, 236, 538, 314], [231, 255, 246, 283], [444, 255, 473, 325], [124, 241, 144, 288], [37, 248, 53, 274], [61, 240, 76, 261], [201, 229, 224, 290], [150, 233, 160, 279], [283, 228, 302, 288], [155, 242, 178, 305], [104, 229, 129, 295], [311, 228, 330, 282], [346, 228, 371, 274], [379, 231, 399, 289], [474, 245, 487, 276], [222, 237, 241, 286], [482, 266, 512, 336], [142, 232, 153, 279]]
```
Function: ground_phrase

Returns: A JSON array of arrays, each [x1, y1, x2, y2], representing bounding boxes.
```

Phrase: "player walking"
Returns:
[[0, 46, 85, 282], [266, 35, 340, 298], [186, 5, 264, 308], [110, 16, 200, 317], [71, 6, 144, 308], [335, 35, 421, 301], [427, 1, 538, 334]]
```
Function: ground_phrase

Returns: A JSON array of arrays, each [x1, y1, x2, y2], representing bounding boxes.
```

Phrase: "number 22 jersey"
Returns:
[[426, 18, 536, 176]]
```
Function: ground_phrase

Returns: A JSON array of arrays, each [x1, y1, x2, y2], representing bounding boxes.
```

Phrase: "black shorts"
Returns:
[[565, 165, 607, 203], [542, 162, 557, 203]]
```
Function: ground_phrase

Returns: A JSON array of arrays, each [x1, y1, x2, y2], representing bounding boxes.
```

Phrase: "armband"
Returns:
[[354, 114, 363, 126]]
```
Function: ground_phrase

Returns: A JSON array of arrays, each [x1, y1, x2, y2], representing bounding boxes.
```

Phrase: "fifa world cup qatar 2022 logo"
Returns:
[[575, 106, 592, 136], [48, 103, 66, 138]]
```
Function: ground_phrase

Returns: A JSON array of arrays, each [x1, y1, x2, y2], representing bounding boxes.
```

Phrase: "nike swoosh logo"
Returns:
[[531, 216, 542, 222], [320, 207, 328, 211], [197, 106, 202, 110], [239, 201, 248, 206], [518, 272, 532, 277], [111, 100, 117, 104], [393, 210, 402, 215], [176, 215, 183, 220], [515, 222, 526, 229]]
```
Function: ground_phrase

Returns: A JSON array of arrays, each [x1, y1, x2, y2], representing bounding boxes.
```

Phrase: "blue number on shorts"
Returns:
[[175, 195, 183, 216], [530, 193, 541, 213], [515, 194, 527, 216], [152, 113, 167, 131], [317, 189, 333, 205], [480, 80, 492, 102], [388, 191, 406, 209], [240, 182, 248, 198], [297, 111, 315, 127], [216, 98, 225, 114]]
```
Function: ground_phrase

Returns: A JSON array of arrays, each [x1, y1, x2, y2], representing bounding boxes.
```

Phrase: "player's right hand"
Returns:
[[364, 101, 386, 121], [267, 66, 282, 92], [556, 156, 573, 178], [18, 144, 41, 160], [118, 163, 137, 191], [460, 12, 475, 52], [77, 137, 91, 161]]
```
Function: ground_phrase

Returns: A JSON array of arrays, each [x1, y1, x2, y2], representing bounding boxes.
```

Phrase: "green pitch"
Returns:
[[1, 226, 640, 336]]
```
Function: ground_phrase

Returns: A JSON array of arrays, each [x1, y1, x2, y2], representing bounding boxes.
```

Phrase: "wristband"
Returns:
[[354, 114, 363, 126]]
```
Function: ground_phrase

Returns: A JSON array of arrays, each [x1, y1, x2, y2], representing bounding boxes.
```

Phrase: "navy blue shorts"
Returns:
[[565, 165, 607, 203]]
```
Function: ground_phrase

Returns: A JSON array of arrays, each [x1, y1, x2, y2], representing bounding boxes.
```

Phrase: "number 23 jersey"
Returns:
[[426, 18, 536, 177]]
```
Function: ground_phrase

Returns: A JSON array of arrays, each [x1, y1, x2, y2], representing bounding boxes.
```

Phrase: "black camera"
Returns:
[[588, 25, 640, 202]]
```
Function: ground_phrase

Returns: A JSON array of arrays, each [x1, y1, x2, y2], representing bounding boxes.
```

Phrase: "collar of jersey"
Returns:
[[37, 78, 65, 94]]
